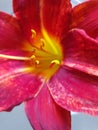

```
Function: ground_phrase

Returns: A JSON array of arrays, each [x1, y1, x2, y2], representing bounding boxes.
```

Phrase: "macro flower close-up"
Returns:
[[0, 0, 98, 130]]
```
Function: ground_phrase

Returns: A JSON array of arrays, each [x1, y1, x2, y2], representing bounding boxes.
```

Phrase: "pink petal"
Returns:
[[41, 0, 72, 38], [13, 0, 72, 40], [64, 29, 98, 77], [48, 67, 98, 115], [25, 85, 71, 130], [0, 50, 43, 111], [71, 0, 98, 38], [0, 12, 23, 49], [13, 0, 41, 40]]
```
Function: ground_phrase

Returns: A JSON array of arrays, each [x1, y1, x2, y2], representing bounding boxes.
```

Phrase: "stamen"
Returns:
[[30, 55, 36, 60], [40, 38, 45, 49], [0, 54, 31, 61], [35, 60, 40, 68], [51, 60, 60, 65], [35, 60, 40, 65], [31, 29, 36, 38], [50, 59, 60, 68]]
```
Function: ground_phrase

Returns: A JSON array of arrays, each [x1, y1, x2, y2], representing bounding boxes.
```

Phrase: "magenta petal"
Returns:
[[71, 0, 98, 38], [25, 85, 71, 130], [0, 50, 43, 111], [13, 0, 41, 40], [0, 12, 23, 49], [48, 67, 98, 115], [41, 0, 72, 37], [64, 29, 98, 77]]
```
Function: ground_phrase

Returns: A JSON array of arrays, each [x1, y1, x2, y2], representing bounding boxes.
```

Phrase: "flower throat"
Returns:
[[0, 29, 63, 79]]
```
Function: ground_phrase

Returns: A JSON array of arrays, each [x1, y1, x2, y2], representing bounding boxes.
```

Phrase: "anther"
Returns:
[[40, 38, 45, 49], [50, 60, 60, 68], [31, 29, 36, 38], [35, 60, 40, 65], [30, 55, 36, 60], [35, 60, 40, 68]]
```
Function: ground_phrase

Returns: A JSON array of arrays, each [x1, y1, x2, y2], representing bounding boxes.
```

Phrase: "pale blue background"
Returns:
[[0, 0, 98, 130]]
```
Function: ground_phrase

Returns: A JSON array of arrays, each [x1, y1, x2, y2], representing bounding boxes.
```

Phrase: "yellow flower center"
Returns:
[[0, 29, 63, 80], [28, 29, 63, 79]]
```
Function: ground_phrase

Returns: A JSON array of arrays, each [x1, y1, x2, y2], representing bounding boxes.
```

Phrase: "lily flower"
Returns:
[[0, 0, 98, 129]]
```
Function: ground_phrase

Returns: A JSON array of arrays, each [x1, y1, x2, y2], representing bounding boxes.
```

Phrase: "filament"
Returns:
[[0, 54, 31, 61]]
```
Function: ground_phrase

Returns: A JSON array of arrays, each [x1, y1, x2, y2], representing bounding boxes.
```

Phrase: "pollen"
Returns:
[[31, 29, 36, 38], [31, 55, 36, 59], [51, 60, 60, 65], [35, 60, 40, 65], [40, 38, 45, 49], [50, 60, 60, 68]]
